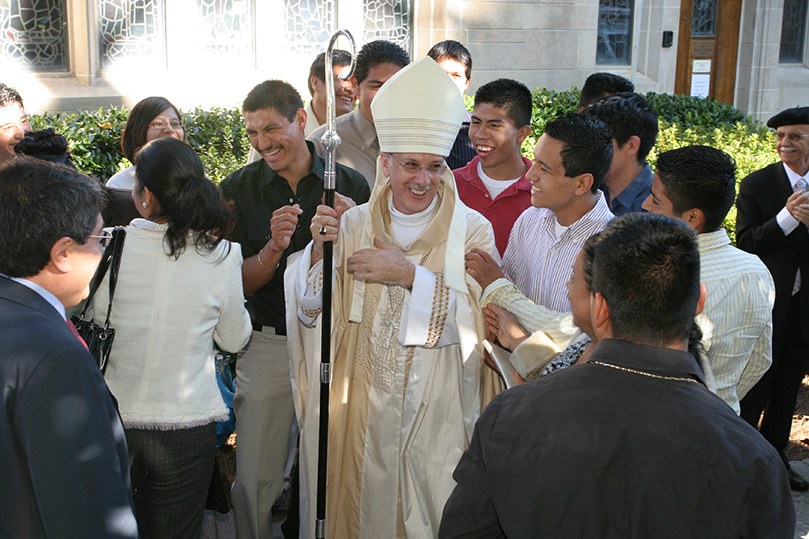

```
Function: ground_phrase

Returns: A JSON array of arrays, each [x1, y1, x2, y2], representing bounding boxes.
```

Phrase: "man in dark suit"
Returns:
[[738, 106, 809, 491], [0, 158, 137, 537]]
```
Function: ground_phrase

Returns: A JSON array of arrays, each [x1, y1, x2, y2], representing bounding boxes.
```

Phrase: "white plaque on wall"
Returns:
[[692, 60, 712, 73], [690, 74, 710, 98]]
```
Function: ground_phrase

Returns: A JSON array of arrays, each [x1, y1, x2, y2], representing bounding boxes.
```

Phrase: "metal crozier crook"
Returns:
[[316, 28, 356, 539]]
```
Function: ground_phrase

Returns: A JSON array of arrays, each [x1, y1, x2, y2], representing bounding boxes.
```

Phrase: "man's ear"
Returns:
[[679, 208, 705, 233], [695, 283, 707, 316], [591, 291, 613, 340], [310, 75, 322, 95], [517, 125, 532, 146], [623, 135, 641, 157], [294, 108, 307, 131], [574, 173, 595, 196], [380, 152, 392, 178], [49, 237, 74, 274]]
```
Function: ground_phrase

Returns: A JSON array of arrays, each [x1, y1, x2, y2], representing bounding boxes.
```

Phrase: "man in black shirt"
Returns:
[[220, 79, 369, 539], [440, 213, 795, 538]]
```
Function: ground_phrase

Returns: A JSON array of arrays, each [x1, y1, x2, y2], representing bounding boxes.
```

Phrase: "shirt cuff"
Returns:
[[777, 206, 800, 235]]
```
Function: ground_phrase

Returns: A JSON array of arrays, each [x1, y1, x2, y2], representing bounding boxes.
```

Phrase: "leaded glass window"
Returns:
[[596, 0, 633, 65], [195, 0, 253, 58], [691, 0, 717, 38], [780, 0, 808, 63], [0, 0, 68, 72], [98, 0, 164, 70], [285, 0, 335, 54], [363, 0, 411, 52]]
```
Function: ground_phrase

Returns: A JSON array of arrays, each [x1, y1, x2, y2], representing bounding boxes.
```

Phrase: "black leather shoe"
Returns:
[[786, 465, 809, 492]]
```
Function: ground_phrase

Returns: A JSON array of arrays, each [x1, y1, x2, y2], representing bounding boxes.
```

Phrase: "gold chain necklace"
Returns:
[[590, 361, 699, 384]]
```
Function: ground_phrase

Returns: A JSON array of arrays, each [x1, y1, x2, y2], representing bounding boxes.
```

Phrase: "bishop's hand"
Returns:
[[346, 237, 416, 288]]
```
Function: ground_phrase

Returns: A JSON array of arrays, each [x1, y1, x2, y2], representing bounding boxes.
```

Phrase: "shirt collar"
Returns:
[[696, 228, 730, 254], [561, 190, 613, 241], [783, 161, 807, 187], [350, 107, 379, 151], [609, 164, 653, 212], [537, 190, 612, 240], [259, 140, 323, 189], [3, 274, 66, 320], [588, 339, 706, 385]]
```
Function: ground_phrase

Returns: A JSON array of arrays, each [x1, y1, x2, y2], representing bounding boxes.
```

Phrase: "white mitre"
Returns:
[[371, 56, 466, 156]]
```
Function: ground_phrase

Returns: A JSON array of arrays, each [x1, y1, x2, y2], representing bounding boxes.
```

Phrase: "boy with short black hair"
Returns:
[[454, 78, 533, 255]]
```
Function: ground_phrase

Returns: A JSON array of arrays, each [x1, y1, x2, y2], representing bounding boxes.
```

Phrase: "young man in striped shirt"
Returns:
[[641, 146, 775, 414], [481, 145, 774, 417], [467, 113, 615, 312]]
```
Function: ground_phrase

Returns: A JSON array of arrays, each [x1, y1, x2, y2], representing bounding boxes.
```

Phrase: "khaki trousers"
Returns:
[[232, 327, 295, 539]]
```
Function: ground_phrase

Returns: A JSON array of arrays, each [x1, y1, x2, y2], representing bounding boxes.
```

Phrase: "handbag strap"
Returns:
[[76, 229, 118, 320], [102, 227, 127, 328]]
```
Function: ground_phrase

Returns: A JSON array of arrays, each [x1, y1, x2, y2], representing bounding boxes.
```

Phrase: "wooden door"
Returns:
[[674, 0, 742, 104]]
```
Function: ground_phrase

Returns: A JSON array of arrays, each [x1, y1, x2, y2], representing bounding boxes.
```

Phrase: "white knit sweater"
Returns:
[[93, 219, 251, 429]]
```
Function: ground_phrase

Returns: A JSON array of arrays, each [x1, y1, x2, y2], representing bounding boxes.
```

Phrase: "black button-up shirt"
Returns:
[[440, 339, 795, 538], [220, 141, 370, 329]]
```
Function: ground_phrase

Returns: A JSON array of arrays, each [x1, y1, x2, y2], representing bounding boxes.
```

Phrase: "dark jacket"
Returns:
[[0, 277, 137, 538], [440, 339, 795, 538]]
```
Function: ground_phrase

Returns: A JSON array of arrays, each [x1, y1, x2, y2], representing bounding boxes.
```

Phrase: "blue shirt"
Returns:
[[603, 163, 653, 216]]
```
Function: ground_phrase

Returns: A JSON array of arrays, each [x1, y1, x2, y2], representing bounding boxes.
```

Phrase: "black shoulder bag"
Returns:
[[71, 227, 126, 373]]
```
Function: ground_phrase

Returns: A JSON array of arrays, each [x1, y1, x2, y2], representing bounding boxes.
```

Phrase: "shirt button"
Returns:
[[485, 194, 489, 198], [289, 198, 294, 204]]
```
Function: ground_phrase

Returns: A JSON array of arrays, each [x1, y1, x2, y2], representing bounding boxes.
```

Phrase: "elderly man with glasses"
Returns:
[[737, 106, 809, 491]]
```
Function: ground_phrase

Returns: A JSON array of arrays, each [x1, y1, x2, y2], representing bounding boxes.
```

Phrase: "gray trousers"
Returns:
[[231, 327, 295, 539], [126, 423, 216, 539]]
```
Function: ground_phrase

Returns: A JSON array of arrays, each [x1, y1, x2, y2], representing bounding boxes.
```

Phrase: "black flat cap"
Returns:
[[767, 106, 809, 128]]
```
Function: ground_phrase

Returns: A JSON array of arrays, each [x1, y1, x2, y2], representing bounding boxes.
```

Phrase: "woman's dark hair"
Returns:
[[14, 128, 76, 169], [121, 96, 183, 163], [134, 138, 231, 259]]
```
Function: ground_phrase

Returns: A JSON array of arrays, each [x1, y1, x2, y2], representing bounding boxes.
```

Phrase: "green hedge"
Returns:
[[32, 89, 778, 236], [30, 107, 248, 184]]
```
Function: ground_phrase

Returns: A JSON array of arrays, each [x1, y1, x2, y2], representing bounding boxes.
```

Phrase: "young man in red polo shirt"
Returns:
[[453, 79, 533, 256]]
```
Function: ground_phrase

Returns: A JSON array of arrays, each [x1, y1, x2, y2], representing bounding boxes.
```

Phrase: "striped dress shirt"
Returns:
[[481, 228, 775, 414], [501, 190, 613, 312]]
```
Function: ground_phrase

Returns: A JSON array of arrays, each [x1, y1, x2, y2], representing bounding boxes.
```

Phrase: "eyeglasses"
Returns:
[[88, 231, 114, 248], [150, 119, 183, 131], [776, 132, 809, 142], [388, 154, 446, 176]]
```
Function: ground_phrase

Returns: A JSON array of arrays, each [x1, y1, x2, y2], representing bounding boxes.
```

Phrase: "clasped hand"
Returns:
[[347, 237, 416, 288], [787, 191, 809, 227]]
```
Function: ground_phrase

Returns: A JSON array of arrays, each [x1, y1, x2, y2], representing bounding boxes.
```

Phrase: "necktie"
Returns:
[[66, 318, 89, 350], [795, 178, 807, 193]]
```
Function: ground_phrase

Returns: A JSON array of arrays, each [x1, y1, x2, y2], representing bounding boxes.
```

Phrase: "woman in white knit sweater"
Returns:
[[93, 137, 251, 538]]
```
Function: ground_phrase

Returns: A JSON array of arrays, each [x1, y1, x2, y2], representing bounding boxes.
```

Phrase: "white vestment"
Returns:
[[285, 168, 497, 538]]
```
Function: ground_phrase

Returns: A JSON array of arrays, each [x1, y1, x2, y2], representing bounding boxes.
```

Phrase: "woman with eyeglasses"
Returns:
[[93, 137, 251, 538], [106, 96, 185, 189]]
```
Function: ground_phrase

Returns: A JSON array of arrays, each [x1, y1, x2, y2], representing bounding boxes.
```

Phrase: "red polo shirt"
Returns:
[[454, 156, 533, 256]]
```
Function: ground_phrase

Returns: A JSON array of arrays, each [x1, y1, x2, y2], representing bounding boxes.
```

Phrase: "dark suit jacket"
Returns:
[[0, 277, 137, 538], [736, 161, 809, 342]]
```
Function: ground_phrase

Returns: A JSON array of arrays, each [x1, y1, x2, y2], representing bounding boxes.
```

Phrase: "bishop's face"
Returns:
[[381, 152, 446, 215]]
